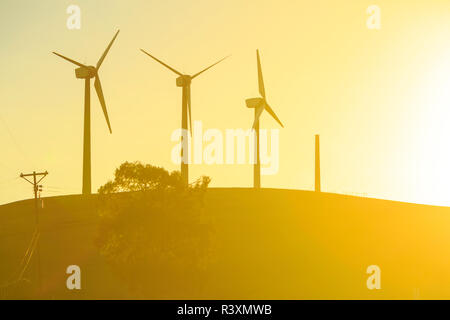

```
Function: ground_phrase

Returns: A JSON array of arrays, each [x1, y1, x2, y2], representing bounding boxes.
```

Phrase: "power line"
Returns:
[[17, 231, 40, 281], [0, 115, 34, 167], [45, 185, 79, 191], [0, 176, 19, 186], [0, 228, 40, 294]]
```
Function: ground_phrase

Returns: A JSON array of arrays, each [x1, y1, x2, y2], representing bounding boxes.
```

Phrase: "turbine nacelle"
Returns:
[[176, 75, 192, 87], [246, 97, 264, 109], [75, 66, 97, 79]]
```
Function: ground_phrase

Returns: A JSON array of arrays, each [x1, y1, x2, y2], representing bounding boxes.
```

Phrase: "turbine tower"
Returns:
[[53, 30, 119, 195], [315, 134, 321, 192], [140, 49, 228, 185], [245, 50, 284, 189]]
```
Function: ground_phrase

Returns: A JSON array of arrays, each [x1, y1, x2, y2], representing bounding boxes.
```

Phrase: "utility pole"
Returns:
[[20, 171, 48, 293], [315, 135, 321, 192]]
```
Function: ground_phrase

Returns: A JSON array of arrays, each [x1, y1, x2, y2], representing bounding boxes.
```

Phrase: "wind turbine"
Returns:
[[245, 50, 284, 189], [140, 49, 229, 185], [53, 30, 119, 195]]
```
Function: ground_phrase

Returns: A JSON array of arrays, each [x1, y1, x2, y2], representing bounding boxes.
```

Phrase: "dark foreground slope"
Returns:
[[1, 188, 450, 299]]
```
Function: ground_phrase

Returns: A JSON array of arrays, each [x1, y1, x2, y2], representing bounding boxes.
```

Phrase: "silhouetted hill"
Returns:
[[1, 188, 450, 299]]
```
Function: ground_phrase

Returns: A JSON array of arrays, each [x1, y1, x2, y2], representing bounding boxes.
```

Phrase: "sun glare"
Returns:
[[413, 57, 450, 206]]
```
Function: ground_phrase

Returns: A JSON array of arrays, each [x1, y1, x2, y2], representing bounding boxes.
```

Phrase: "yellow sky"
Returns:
[[1, 0, 450, 205]]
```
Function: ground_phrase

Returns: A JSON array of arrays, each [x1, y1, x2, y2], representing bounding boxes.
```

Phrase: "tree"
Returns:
[[96, 162, 212, 298]]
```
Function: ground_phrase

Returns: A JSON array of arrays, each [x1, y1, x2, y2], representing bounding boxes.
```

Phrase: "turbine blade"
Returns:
[[97, 30, 120, 70], [94, 76, 112, 133], [257, 49, 266, 98], [187, 88, 192, 137], [264, 103, 284, 128], [140, 49, 183, 76], [191, 55, 230, 79], [252, 105, 264, 129], [52, 52, 87, 68]]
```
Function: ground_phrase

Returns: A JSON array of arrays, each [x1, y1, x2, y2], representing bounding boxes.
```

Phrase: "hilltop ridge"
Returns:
[[1, 188, 450, 299]]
